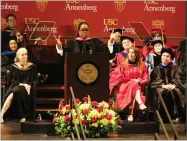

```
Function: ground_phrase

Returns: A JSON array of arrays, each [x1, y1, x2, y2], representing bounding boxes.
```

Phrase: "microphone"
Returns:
[[82, 42, 92, 53], [34, 37, 41, 45], [82, 42, 87, 53], [88, 42, 92, 54]]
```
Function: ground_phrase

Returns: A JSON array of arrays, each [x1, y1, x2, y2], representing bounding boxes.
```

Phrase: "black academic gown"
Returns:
[[56, 38, 106, 63], [105, 42, 123, 60], [1, 27, 14, 52], [5, 63, 37, 119], [150, 63, 185, 120], [1, 52, 16, 73]]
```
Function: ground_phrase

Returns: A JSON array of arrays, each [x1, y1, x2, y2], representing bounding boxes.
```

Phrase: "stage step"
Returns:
[[118, 121, 159, 134], [36, 98, 63, 104], [20, 120, 55, 135], [37, 98, 63, 101], [20, 120, 159, 136], [37, 85, 64, 92], [36, 108, 58, 112]]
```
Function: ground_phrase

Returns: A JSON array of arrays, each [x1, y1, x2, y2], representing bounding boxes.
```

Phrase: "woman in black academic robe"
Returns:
[[55, 22, 106, 63], [150, 48, 185, 123], [1, 48, 37, 123]]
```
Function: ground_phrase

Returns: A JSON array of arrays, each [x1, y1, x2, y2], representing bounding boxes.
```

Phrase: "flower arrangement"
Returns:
[[48, 96, 122, 138]]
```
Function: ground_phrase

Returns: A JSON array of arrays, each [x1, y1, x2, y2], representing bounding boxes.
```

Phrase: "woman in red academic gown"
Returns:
[[109, 47, 150, 122]]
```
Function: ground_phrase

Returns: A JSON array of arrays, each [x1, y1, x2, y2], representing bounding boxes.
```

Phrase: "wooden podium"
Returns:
[[64, 53, 109, 104]]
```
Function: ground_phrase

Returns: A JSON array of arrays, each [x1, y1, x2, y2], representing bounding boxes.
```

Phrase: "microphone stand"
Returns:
[[88, 42, 92, 55], [82, 42, 87, 53]]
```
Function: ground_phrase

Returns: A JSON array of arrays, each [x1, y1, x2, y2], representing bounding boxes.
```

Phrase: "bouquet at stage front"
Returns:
[[48, 96, 122, 138]]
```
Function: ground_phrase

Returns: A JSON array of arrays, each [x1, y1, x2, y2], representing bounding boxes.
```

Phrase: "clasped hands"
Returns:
[[19, 83, 31, 95], [162, 83, 176, 90]]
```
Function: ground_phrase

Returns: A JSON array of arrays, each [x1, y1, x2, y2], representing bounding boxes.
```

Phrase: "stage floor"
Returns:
[[1, 121, 187, 140]]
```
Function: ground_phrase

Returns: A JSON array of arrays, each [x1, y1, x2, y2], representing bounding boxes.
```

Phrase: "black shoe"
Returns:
[[140, 108, 148, 115], [139, 108, 148, 122]]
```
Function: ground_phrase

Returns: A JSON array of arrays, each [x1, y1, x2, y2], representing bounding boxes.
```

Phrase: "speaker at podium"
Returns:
[[64, 53, 109, 104]]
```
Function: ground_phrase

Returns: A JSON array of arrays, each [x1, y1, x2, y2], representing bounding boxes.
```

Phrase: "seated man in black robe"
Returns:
[[150, 48, 186, 123]]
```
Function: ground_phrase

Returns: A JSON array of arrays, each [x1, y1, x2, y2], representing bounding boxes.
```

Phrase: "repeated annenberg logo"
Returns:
[[1, 2, 19, 11], [114, 0, 126, 12], [103, 19, 135, 34], [24, 18, 57, 35], [1, 18, 7, 30], [74, 19, 86, 31], [152, 19, 164, 29], [144, 0, 158, 5], [144, 0, 176, 13], [65, 0, 97, 12], [36, 0, 48, 12]]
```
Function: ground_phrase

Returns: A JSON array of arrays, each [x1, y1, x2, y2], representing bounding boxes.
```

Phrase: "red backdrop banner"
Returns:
[[1, 1, 186, 46]]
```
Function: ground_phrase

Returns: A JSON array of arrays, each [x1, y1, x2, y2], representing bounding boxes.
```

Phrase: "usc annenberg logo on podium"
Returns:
[[78, 63, 98, 85], [36, 0, 48, 12], [114, 0, 126, 12], [152, 19, 164, 29], [74, 19, 86, 30]]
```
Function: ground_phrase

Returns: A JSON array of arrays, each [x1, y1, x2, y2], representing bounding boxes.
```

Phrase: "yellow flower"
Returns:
[[98, 113, 102, 118], [73, 117, 79, 125], [88, 109, 99, 118], [92, 122, 99, 127], [100, 118, 109, 125], [79, 103, 90, 111], [109, 119, 115, 125], [108, 109, 115, 116], [61, 107, 67, 115], [98, 101, 109, 109]]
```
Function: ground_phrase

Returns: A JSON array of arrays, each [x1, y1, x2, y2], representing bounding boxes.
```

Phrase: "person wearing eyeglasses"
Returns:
[[55, 22, 106, 63]]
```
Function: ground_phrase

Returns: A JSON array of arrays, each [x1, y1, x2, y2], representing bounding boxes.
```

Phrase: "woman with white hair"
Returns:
[[1, 48, 37, 123]]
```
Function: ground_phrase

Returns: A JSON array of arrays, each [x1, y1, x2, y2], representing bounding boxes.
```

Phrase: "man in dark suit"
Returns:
[[106, 28, 124, 60], [1, 13, 17, 52]]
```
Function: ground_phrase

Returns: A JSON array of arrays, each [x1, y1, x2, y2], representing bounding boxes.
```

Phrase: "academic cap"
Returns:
[[120, 36, 135, 43], [152, 40, 163, 46], [161, 48, 175, 60], [108, 28, 125, 35]]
